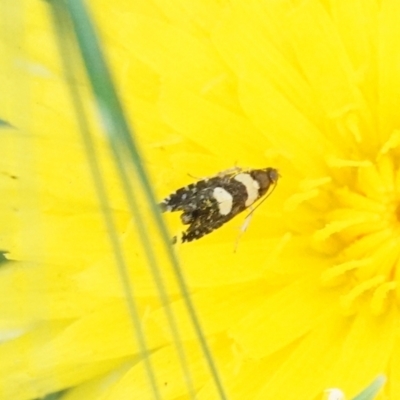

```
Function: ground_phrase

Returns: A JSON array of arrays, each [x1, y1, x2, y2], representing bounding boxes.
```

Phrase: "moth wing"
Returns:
[[160, 177, 225, 212], [181, 207, 233, 242]]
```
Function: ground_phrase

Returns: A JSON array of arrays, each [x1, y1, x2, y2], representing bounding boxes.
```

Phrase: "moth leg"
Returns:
[[216, 166, 242, 177], [234, 205, 254, 252], [187, 166, 243, 181]]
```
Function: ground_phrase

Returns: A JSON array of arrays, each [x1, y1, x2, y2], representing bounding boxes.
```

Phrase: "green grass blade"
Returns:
[[49, 0, 228, 398], [352, 375, 386, 400]]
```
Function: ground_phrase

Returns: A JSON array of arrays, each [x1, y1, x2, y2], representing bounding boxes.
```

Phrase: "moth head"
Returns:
[[251, 168, 279, 196]]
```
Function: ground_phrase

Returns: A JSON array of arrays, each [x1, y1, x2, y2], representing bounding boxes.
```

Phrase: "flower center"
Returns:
[[313, 155, 400, 315]]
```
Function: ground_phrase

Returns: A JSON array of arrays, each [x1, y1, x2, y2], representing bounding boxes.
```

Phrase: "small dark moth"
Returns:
[[160, 167, 279, 243]]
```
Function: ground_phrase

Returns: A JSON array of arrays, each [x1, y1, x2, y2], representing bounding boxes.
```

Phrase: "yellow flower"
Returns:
[[1, 0, 400, 399]]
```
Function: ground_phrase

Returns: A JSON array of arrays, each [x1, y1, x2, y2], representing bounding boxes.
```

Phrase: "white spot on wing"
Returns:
[[213, 187, 233, 215], [234, 173, 260, 206]]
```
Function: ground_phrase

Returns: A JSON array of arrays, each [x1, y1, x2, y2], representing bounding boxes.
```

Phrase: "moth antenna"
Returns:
[[244, 179, 278, 219]]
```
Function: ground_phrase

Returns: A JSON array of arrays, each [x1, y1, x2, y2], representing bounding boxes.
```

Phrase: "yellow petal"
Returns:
[[230, 276, 339, 358]]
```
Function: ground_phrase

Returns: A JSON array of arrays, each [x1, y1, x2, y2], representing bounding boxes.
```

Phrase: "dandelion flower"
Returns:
[[1, 1, 400, 400]]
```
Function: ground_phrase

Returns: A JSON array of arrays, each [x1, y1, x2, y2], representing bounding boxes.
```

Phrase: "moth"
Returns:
[[160, 167, 279, 243]]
